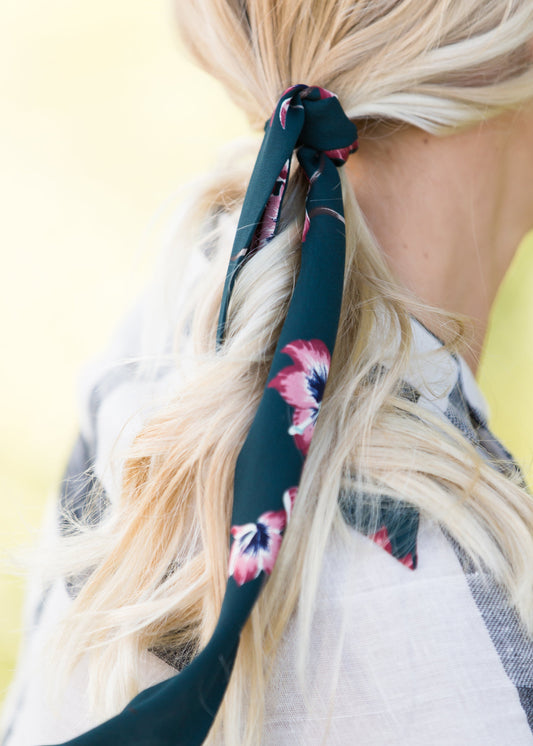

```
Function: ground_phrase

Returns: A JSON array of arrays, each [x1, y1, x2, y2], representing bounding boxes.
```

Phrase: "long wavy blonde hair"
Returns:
[[50, 1, 533, 743]]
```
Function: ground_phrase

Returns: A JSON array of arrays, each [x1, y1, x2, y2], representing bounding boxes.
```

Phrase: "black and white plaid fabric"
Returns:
[[3, 306, 532, 745]]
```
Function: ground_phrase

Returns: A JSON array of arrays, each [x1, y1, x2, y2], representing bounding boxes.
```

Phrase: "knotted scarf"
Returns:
[[50, 84, 358, 746]]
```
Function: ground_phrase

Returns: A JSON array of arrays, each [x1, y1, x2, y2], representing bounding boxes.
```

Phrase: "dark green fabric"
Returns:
[[47, 85, 358, 746]]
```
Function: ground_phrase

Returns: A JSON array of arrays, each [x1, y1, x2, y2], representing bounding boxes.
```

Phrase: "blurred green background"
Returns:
[[0, 0, 532, 708]]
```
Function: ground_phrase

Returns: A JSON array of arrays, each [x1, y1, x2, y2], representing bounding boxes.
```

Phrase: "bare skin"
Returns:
[[345, 103, 533, 373]]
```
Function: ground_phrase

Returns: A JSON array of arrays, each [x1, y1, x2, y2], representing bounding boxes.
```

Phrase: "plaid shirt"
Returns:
[[3, 306, 532, 745]]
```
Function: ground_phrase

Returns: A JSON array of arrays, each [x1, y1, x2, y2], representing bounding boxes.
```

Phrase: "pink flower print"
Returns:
[[279, 97, 292, 128], [302, 209, 310, 242], [268, 339, 331, 456], [324, 142, 359, 164], [400, 553, 415, 570], [283, 487, 298, 522], [252, 160, 290, 252], [315, 86, 336, 100], [268, 86, 304, 129], [279, 87, 304, 128], [229, 509, 287, 586], [369, 526, 415, 570], [370, 526, 392, 554]]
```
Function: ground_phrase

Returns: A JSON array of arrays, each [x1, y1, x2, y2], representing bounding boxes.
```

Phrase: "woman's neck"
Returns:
[[345, 107, 533, 374]]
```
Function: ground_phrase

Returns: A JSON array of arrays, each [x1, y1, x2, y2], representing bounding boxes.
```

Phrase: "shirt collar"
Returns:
[[403, 317, 490, 423]]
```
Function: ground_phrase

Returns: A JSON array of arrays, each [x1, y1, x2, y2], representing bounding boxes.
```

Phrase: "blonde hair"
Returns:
[[51, 2, 533, 743]]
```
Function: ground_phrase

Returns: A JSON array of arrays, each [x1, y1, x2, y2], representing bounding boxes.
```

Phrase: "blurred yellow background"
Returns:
[[0, 0, 532, 708]]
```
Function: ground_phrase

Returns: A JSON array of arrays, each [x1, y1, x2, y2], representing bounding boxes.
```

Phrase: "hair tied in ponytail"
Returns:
[[50, 84, 358, 746]]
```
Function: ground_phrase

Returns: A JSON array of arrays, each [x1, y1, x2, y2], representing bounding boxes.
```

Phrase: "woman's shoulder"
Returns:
[[263, 518, 533, 745]]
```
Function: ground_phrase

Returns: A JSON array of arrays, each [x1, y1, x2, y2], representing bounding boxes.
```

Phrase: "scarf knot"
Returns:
[[217, 83, 358, 347]]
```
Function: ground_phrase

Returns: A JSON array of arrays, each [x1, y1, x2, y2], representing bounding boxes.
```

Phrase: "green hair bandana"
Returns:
[[49, 84, 358, 746]]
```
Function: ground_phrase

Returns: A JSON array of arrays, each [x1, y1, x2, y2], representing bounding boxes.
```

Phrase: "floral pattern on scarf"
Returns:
[[269, 339, 330, 455]]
